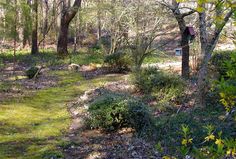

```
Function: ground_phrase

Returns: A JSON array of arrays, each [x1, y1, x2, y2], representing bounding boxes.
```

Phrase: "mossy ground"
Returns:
[[0, 68, 123, 158]]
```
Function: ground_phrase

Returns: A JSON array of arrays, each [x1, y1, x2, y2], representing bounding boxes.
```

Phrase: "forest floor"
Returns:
[[0, 52, 164, 159], [1, 51, 234, 159]]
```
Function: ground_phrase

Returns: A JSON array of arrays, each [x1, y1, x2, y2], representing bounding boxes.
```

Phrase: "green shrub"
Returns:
[[87, 92, 155, 136], [177, 124, 236, 158], [26, 66, 40, 79], [134, 67, 158, 94], [211, 51, 234, 77], [155, 105, 236, 156], [104, 51, 131, 71], [135, 67, 185, 107], [216, 53, 236, 112]]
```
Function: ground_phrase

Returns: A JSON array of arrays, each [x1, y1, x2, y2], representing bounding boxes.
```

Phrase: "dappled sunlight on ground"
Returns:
[[0, 68, 128, 158]]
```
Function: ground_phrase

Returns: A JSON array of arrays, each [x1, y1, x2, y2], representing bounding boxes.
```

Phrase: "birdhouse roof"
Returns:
[[185, 26, 195, 36]]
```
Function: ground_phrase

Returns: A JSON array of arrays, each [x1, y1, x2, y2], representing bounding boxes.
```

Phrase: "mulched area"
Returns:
[[64, 129, 160, 159]]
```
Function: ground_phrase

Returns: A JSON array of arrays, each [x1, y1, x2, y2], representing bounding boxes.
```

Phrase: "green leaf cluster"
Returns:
[[87, 91, 155, 136]]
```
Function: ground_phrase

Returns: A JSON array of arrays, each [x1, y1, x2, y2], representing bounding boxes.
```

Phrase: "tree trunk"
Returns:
[[73, 16, 78, 53], [42, 0, 49, 51], [57, 0, 82, 56], [57, 22, 69, 56], [174, 11, 190, 79], [97, 13, 102, 40], [197, 9, 208, 107], [181, 32, 190, 79], [177, 20, 190, 79], [97, 0, 102, 40], [18, 7, 24, 49], [31, 0, 39, 54], [13, 0, 18, 76], [169, 0, 193, 79], [52, 0, 58, 43], [197, 7, 233, 107]]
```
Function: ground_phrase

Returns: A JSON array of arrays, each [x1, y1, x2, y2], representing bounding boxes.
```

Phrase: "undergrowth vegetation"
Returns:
[[0, 49, 104, 67], [155, 105, 236, 157], [212, 51, 236, 112], [155, 50, 236, 158], [0, 49, 235, 158], [211, 50, 234, 78], [104, 51, 132, 71], [135, 67, 185, 108], [178, 124, 236, 158], [86, 91, 155, 137]]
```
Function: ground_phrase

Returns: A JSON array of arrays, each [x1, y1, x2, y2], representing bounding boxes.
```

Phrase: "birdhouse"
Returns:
[[175, 48, 182, 56], [184, 26, 196, 42]]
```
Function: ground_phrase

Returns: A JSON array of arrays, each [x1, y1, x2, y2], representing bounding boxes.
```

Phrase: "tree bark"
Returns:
[[42, 0, 49, 50], [169, 0, 193, 79], [175, 15, 190, 79], [196, 9, 208, 106], [18, 5, 24, 49], [57, 0, 82, 56], [57, 21, 69, 56], [197, 6, 234, 107], [181, 33, 190, 78], [31, 0, 39, 54], [73, 15, 78, 53], [13, 0, 18, 76], [97, 0, 102, 40]]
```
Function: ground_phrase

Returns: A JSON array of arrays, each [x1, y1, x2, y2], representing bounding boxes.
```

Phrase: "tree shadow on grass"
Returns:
[[0, 138, 64, 158], [0, 116, 71, 158]]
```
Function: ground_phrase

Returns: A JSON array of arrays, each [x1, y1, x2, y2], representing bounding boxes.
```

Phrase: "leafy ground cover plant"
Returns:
[[86, 91, 155, 137], [155, 104, 236, 157], [177, 124, 236, 158], [216, 53, 236, 112], [210, 51, 236, 112], [211, 51, 234, 78], [104, 51, 132, 72], [134, 67, 185, 108]]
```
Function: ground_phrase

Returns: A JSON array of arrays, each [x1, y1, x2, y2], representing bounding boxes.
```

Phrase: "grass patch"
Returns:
[[143, 52, 179, 64], [0, 70, 124, 158], [69, 52, 104, 65], [0, 49, 104, 67], [0, 49, 178, 69]]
